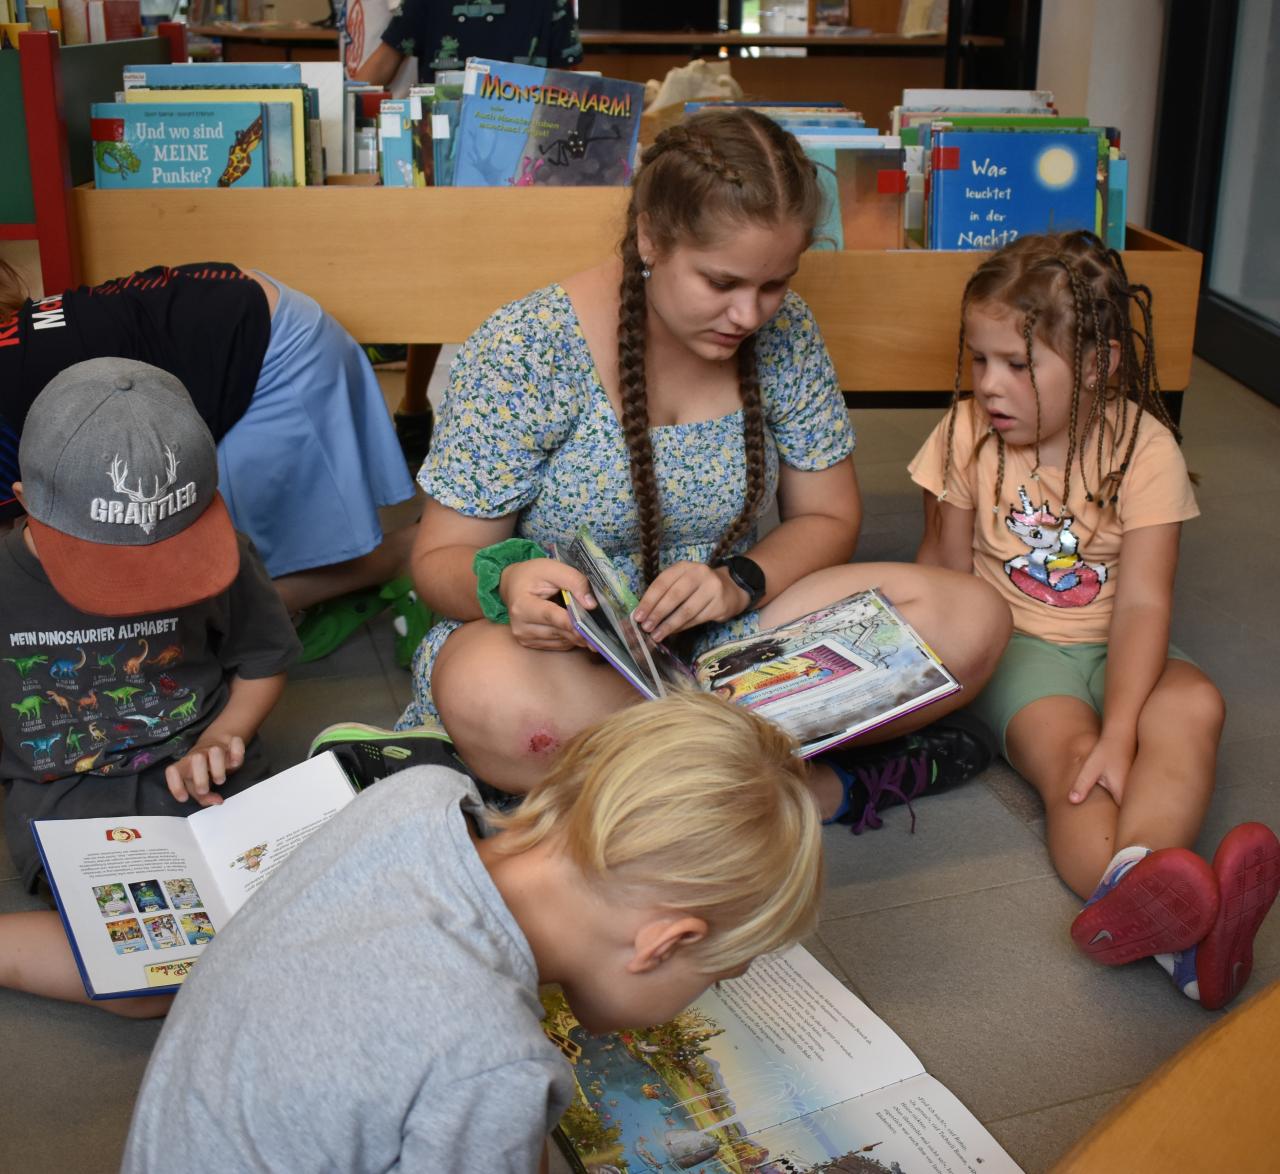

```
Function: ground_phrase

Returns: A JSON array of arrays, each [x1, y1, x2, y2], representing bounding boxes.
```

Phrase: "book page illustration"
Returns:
[[548, 947, 1018, 1173]]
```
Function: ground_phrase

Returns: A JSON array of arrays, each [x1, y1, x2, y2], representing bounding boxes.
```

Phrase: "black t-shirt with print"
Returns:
[[381, 0, 583, 81], [0, 262, 270, 442], [0, 528, 299, 787]]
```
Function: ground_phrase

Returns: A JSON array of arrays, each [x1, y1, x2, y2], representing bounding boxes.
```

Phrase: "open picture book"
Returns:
[[555, 527, 960, 757], [544, 943, 1021, 1173], [32, 753, 357, 999]]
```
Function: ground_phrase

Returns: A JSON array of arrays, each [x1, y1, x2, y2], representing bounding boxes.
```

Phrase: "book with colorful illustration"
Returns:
[[90, 101, 278, 189], [124, 86, 306, 187], [545, 943, 1021, 1173], [555, 527, 959, 757], [927, 127, 1103, 250], [453, 57, 643, 187], [32, 754, 356, 999]]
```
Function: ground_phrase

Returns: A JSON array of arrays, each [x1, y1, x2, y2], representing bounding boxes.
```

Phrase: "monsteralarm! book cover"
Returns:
[[453, 58, 643, 187]]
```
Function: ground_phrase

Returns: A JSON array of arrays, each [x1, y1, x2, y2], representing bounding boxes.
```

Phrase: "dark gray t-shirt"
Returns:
[[0, 526, 298, 785], [122, 767, 573, 1173]]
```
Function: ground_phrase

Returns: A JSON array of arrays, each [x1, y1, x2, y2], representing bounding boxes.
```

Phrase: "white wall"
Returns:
[[1037, 0, 1167, 226]]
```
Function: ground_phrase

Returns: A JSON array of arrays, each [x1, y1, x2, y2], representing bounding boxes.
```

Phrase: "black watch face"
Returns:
[[728, 556, 765, 599]]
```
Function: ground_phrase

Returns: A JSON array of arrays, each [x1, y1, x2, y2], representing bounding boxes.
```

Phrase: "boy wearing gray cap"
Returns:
[[0, 357, 300, 1015]]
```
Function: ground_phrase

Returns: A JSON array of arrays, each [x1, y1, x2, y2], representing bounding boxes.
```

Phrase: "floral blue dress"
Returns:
[[396, 284, 855, 727]]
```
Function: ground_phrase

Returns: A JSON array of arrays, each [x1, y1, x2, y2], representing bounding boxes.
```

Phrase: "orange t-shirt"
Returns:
[[909, 400, 1199, 644]]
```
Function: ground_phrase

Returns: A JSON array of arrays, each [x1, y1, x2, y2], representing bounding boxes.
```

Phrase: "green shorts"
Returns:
[[966, 632, 1195, 756]]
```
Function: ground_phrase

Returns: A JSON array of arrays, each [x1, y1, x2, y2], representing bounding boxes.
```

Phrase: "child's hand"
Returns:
[[635, 562, 747, 642], [165, 735, 247, 807], [1068, 732, 1137, 805], [501, 558, 595, 651]]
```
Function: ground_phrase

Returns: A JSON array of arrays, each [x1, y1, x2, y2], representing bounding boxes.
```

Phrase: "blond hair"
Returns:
[[487, 691, 823, 973]]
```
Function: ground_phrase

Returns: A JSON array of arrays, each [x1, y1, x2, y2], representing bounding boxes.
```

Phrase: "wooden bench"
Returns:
[[70, 184, 1203, 406]]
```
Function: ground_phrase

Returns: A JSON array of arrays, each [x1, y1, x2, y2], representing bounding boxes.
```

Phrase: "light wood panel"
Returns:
[[72, 187, 1202, 391]]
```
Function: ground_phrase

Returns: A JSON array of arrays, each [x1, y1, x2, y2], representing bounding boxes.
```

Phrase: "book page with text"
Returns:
[[33, 813, 233, 998], [188, 752, 356, 913]]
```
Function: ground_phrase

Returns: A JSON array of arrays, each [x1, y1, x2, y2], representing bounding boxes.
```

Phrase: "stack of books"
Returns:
[[91, 61, 326, 190], [891, 88, 1127, 250], [379, 57, 645, 189]]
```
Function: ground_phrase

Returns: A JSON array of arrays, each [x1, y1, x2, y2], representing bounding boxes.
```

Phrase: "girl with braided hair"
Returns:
[[403, 107, 1009, 821], [912, 230, 1279, 1010]]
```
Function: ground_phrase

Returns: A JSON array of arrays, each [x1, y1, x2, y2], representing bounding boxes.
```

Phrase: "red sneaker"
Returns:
[[1195, 823, 1280, 1010], [1070, 847, 1219, 966]]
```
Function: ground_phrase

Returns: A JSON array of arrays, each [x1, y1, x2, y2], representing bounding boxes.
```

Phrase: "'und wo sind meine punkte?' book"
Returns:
[[545, 943, 1022, 1173], [555, 527, 960, 758], [90, 101, 293, 189], [33, 753, 358, 999]]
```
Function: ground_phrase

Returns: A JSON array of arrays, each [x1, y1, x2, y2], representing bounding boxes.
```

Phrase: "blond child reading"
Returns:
[[122, 692, 823, 1172], [912, 231, 1279, 1011]]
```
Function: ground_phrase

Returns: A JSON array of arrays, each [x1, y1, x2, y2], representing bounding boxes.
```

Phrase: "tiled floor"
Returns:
[[2, 357, 1277, 1173]]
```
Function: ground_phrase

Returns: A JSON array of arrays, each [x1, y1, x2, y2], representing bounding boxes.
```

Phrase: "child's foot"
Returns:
[[1070, 847, 1219, 966], [823, 714, 995, 834], [308, 721, 458, 789], [380, 576, 436, 670], [295, 587, 388, 663], [1193, 822, 1280, 1010]]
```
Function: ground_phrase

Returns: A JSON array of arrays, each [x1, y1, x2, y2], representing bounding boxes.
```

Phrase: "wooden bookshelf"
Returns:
[[71, 185, 1202, 394]]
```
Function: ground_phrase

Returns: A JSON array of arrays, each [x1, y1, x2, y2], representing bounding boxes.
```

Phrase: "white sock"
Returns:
[[1093, 844, 1151, 894]]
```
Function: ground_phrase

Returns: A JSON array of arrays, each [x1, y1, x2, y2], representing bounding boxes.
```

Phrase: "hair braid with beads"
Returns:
[[938, 230, 1181, 525], [615, 108, 824, 584]]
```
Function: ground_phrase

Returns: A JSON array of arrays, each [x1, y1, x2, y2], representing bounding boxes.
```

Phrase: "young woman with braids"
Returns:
[[911, 230, 1279, 1010], [401, 107, 1010, 826]]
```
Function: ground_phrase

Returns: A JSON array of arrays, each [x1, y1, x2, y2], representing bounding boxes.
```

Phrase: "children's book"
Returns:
[[91, 101, 274, 189], [122, 62, 303, 89], [927, 128, 1102, 250], [125, 86, 306, 187], [453, 58, 643, 187], [801, 137, 907, 250], [555, 527, 959, 757], [545, 943, 1022, 1173], [32, 753, 357, 999]]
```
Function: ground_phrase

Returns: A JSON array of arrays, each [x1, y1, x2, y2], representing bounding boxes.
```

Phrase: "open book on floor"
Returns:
[[544, 943, 1021, 1173], [32, 753, 357, 999], [555, 527, 960, 757]]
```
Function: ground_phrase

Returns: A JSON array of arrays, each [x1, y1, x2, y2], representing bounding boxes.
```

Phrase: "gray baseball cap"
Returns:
[[19, 357, 240, 616]]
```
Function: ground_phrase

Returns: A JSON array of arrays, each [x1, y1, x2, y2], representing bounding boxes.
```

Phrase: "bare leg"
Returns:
[[431, 620, 642, 793], [1114, 661, 1223, 852], [273, 525, 416, 613], [0, 910, 172, 1019], [434, 562, 1010, 806], [400, 344, 441, 416], [1006, 696, 1115, 898], [761, 561, 1012, 740]]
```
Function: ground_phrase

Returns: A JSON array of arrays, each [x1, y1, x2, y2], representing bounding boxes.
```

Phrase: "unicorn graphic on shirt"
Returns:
[[1003, 486, 1107, 609]]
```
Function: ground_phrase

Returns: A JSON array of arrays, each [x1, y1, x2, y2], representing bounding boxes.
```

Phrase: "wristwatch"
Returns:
[[714, 555, 767, 613]]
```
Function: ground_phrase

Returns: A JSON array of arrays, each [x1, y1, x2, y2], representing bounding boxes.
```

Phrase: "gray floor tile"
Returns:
[[820, 779, 1052, 919], [818, 877, 1230, 1124], [986, 1086, 1133, 1174], [259, 669, 404, 768]]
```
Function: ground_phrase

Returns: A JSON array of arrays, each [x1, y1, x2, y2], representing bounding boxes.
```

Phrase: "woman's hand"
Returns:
[[1068, 730, 1138, 806], [500, 557, 596, 651], [634, 562, 748, 643]]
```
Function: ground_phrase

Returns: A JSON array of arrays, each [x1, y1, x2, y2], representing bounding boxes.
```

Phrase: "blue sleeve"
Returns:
[[757, 292, 856, 471], [419, 290, 586, 519]]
